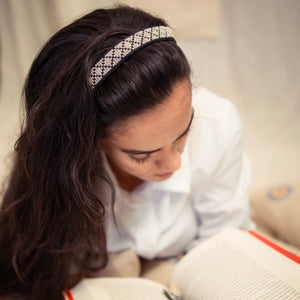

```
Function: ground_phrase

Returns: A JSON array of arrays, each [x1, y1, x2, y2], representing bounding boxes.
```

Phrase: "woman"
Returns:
[[0, 5, 252, 299]]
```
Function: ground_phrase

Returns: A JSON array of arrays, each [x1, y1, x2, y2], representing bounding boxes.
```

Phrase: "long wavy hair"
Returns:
[[0, 5, 190, 299]]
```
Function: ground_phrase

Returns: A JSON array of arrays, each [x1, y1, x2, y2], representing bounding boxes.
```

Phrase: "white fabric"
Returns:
[[104, 88, 253, 259]]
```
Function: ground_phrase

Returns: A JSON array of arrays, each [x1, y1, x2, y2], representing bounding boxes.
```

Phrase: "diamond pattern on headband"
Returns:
[[89, 26, 174, 88]]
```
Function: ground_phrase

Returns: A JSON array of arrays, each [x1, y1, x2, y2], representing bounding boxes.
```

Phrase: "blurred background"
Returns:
[[0, 0, 299, 193]]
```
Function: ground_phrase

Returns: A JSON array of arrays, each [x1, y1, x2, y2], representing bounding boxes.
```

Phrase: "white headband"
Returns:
[[89, 26, 175, 88]]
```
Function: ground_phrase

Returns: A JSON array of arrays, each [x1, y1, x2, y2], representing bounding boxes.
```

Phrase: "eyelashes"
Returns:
[[129, 154, 151, 164]]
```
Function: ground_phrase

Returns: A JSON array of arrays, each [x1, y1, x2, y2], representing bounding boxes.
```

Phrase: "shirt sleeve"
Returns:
[[191, 100, 254, 246]]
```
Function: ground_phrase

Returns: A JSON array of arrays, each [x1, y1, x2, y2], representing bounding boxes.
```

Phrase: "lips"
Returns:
[[154, 172, 173, 179]]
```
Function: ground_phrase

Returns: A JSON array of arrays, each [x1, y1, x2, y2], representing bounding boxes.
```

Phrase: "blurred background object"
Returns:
[[0, 0, 299, 193]]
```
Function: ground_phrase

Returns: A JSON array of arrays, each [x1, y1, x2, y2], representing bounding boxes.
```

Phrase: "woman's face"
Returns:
[[101, 79, 193, 188]]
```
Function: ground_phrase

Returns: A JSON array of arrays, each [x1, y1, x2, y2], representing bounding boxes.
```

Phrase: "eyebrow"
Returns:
[[120, 108, 194, 155]]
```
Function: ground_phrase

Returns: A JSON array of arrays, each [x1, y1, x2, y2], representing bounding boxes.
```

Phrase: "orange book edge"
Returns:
[[65, 290, 74, 300], [248, 230, 300, 264]]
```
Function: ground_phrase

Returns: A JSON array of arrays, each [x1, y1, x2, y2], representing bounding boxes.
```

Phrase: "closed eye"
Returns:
[[129, 153, 151, 164]]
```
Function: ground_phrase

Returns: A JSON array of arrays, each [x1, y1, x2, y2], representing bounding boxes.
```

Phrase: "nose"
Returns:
[[155, 146, 182, 172]]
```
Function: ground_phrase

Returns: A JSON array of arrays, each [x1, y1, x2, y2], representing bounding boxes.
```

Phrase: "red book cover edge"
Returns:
[[65, 290, 74, 300], [248, 230, 300, 264]]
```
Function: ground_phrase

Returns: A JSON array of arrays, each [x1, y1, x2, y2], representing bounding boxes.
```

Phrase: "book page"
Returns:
[[69, 277, 179, 300], [67, 279, 112, 300], [171, 228, 300, 300]]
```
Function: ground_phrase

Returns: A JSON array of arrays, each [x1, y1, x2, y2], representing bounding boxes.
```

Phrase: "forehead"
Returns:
[[107, 80, 192, 150]]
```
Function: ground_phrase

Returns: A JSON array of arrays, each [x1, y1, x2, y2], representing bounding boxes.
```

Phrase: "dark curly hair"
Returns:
[[0, 5, 190, 299]]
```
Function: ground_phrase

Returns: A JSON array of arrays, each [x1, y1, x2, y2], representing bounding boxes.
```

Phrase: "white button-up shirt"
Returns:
[[104, 88, 253, 259]]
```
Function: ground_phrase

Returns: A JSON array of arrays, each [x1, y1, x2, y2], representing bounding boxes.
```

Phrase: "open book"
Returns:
[[65, 228, 300, 300]]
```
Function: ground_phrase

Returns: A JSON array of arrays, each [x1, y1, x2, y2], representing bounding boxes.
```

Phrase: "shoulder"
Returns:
[[188, 87, 244, 174], [192, 87, 242, 132]]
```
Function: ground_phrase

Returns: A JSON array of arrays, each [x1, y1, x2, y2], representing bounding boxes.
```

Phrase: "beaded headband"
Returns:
[[89, 26, 175, 88]]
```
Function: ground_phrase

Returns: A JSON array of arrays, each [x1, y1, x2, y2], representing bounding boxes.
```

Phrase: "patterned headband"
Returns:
[[89, 26, 175, 88]]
